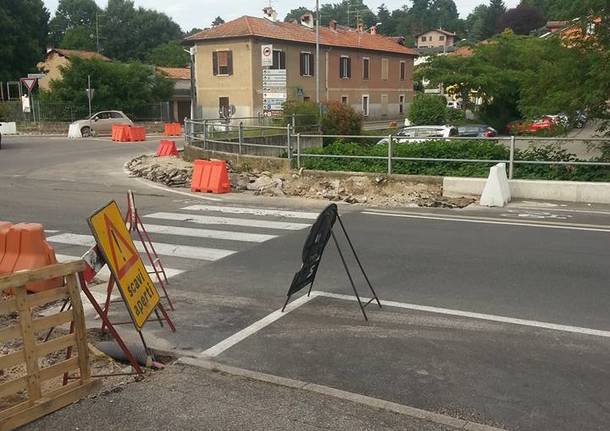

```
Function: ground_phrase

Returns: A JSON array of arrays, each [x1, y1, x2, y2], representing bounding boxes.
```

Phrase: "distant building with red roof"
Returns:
[[184, 13, 417, 119]]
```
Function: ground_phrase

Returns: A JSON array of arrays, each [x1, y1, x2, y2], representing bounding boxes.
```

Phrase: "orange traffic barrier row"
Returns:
[[191, 159, 231, 194], [0, 222, 61, 293], [156, 140, 179, 157], [111, 124, 146, 142], [164, 123, 182, 136]]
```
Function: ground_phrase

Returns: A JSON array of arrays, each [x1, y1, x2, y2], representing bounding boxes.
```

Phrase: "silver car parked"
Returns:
[[70, 110, 133, 137]]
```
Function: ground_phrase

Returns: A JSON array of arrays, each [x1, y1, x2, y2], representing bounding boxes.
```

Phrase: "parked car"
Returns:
[[457, 124, 497, 137], [446, 100, 463, 109], [505, 116, 554, 135], [377, 125, 459, 145], [70, 110, 133, 137]]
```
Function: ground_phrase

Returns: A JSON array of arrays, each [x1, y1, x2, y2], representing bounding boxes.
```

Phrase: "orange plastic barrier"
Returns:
[[191, 159, 231, 194], [111, 124, 130, 141], [0, 221, 13, 269], [0, 223, 61, 292], [164, 123, 182, 136], [129, 126, 146, 142], [156, 140, 179, 157]]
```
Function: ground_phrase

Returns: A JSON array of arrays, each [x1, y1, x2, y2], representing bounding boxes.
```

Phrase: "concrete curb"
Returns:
[[177, 357, 507, 431]]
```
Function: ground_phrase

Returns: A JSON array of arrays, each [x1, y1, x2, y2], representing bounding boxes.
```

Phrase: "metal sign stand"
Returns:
[[124, 190, 173, 310]]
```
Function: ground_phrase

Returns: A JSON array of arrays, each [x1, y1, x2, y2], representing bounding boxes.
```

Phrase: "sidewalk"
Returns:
[[22, 361, 480, 431]]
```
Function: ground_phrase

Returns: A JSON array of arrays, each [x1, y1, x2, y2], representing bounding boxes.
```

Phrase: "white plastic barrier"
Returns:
[[68, 123, 82, 138], [0, 122, 17, 135], [479, 163, 511, 207]]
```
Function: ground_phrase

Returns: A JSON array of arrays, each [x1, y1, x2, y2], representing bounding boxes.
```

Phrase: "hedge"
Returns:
[[301, 140, 610, 181]]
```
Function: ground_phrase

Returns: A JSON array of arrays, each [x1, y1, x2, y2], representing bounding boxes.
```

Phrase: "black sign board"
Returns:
[[282, 204, 382, 321]]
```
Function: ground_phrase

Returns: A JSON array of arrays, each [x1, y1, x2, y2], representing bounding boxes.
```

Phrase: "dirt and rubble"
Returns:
[[125, 154, 474, 209]]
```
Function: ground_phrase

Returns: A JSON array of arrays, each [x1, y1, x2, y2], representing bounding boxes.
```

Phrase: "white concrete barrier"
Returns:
[[444, 176, 610, 205], [480, 163, 511, 207], [0, 122, 17, 135], [68, 123, 82, 138]]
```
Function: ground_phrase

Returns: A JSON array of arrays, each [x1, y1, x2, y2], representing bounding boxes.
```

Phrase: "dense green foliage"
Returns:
[[407, 95, 448, 125], [146, 41, 189, 67], [497, 4, 546, 35], [321, 102, 363, 136], [0, 0, 49, 81], [282, 101, 320, 131], [41, 58, 173, 117], [49, 0, 99, 47], [302, 140, 610, 181]]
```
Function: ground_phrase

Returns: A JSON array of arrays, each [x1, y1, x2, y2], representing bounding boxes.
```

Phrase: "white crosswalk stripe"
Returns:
[[144, 212, 310, 230], [47, 233, 236, 261], [143, 224, 276, 243], [54, 254, 184, 282], [181, 205, 320, 220]]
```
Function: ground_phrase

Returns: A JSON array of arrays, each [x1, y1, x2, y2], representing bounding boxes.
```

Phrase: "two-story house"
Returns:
[[415, 29, 456, 50], [184, 14, 417, 120]]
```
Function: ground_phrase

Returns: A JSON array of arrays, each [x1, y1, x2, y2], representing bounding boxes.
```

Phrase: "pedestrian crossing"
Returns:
[[47, 204, 317, 283]]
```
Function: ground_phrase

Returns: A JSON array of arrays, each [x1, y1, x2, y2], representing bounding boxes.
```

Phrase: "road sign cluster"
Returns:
[[262, 69, 287, 113]]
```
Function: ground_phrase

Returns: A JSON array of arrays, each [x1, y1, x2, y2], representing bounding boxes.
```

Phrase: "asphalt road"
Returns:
[[2, 135, 610, 430]]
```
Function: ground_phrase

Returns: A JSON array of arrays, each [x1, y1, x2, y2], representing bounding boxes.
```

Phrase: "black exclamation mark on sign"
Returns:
[[111, 229, 127, 265]]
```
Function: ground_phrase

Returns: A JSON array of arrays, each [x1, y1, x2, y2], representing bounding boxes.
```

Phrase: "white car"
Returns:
[[70, 110, 133, 137], [377, 125, 459, 145], [446, 100, 463, 109]]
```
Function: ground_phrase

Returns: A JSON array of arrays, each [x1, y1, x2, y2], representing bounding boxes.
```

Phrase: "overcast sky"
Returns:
[[43, 0, 521, 32]]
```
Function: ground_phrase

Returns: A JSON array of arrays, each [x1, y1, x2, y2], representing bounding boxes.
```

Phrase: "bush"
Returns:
[[407, 94, 447, 125], [0, 103, 10, 121], [446, 108, 466, 125], [282, 100, 319, 131], [321, 102, 363, 136]]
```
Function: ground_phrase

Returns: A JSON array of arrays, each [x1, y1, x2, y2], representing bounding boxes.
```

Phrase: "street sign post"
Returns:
[[88, 200, 161, 329], [20, 77, 37, 121], [261, 44, 273, 67]]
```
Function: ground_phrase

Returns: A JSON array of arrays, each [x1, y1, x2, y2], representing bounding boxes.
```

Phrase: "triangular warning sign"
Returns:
[[20, 78, 37, 92], [103, 213, 138, 279]]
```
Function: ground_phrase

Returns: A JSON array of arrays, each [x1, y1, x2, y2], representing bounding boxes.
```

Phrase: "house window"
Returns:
[[304, 96, 311, 101], [362, 58, 369, 80], [213, 50, 233, 76], [400, 61, 406, 81], [362, 95, 369, 117], [399, 95, 405, 114], [421, 36, 426, 42], [219, 97, 230, 117], [339, 56, 351, 79], [272, 50, 286, 70], [300, 52, 314, 76], [341, 96, 348, 105], [439, 35, 445, 41], [381, 58, 389, 80]]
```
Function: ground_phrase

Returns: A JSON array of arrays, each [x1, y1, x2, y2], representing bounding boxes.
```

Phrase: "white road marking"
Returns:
[[181, 204, 320, 220], [47, 233, 235, 261], [317, 292, 610, 339], [44, 229, 60, 234], [200, 293, 317, 358], [145, 212, 311, 231], [363, 211, 610, 233], [55, 254, 185, 281], [143, 224, 276, 243]]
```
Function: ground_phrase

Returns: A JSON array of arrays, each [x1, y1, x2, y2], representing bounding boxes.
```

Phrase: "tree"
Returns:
[[484, 0, 506, 39], [49, 0, 99, 47], [465, 5, 490, 41], [99, 0, 182, 61], [319, 0, 377, 28], [407, 95, 447, 125], [284, 7, 312, 22], [146, 41, 189, 67], [211, 16, 225, 27], [376, 4, 394, 35], [321, 102, 363, 135], [42, 57, 174, 115], [60, 25, 97, 51], [0, 0, 49, 81], [497, 4, 546, 35]]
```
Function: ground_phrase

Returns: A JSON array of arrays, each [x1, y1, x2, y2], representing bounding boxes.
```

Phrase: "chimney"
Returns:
[[329, 20, 337, 31], [300, 12, 314, 29], [370, 26, 377, 35], [262, 6, 277, 22], [357, 23, 364, 32]]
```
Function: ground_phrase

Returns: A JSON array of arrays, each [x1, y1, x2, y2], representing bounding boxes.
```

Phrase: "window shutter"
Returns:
[[339, 59, 343, 78], [347, 58, 351, 78], [212, 51, 218, 76], [227, 50, 233, 75], [281, 51, 286, 69], [310, 54, 314, 77], [300, 53, 305, 76]]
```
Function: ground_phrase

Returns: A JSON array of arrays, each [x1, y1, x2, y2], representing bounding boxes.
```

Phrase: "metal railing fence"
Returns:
[[184, 121, 610, 179]]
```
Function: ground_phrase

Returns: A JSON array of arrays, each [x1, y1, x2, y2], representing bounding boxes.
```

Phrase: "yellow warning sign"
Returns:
[[88, 200, 160, 330]]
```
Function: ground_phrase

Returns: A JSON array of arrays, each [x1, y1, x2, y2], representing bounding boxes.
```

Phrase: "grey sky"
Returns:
[[43, 0, 521, 32]]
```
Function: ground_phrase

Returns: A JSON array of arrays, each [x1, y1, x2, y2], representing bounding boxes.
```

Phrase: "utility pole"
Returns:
[[315, 0, 320, 114], [87, 75, 92, 117], [96, 12, 100, 53]]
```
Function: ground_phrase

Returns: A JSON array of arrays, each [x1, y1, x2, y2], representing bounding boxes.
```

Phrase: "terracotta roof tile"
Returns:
[[185, 16, 417, 56], [156, 66, 191, 80], [51, 48, 111, 61], [414, 28, 457, 38]]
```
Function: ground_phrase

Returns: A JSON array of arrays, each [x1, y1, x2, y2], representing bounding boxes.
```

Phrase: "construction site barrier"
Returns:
[[129, 126, 146, 142], [0, 260, 100, 430], [163, 123, 182, 136], [0, 222, 61, 292], [155, 140, 179, 157], [191, 159, 231, 194], [111, 124, 129, 141]]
